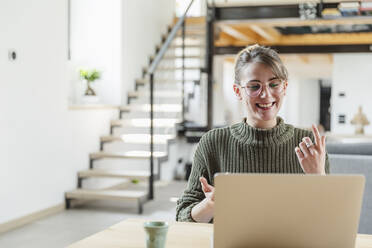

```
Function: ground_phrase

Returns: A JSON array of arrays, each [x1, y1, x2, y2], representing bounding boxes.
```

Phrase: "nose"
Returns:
[[259, 85, 271, 98]]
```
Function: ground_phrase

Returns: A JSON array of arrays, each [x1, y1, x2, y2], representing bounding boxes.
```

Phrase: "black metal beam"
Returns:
[[215, 5, 299, 21], [215, 44, 372, 55]]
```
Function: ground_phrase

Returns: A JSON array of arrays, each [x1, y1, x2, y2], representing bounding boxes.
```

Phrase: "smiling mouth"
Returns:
[[256, 102, 276, 109]]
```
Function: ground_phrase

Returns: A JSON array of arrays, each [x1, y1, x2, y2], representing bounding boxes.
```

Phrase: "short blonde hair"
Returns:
[[234, 44, 288, 84]]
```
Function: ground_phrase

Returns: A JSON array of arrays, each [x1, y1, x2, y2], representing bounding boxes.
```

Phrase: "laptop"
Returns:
[[214, 174, 365, 248]]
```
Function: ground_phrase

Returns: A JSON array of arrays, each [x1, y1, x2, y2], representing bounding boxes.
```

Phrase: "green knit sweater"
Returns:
[[176, 117, 330, 222]]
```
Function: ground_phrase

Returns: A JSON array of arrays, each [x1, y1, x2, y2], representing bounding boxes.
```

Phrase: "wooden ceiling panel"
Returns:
[[277, 32, 372, 45], [219, 24, 256, 43], [247, 24, 281, 42], [215, 18, 372, 47], [215, 31, 239, 46]]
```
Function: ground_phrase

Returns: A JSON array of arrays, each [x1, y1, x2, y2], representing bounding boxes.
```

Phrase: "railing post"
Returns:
[[206, 5, 215, 130], [182, 20, 186, 123], [149, 73, 154, 200]]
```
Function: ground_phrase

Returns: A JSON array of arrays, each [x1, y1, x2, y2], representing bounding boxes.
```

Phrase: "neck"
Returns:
[[245, 116, 277, 129]]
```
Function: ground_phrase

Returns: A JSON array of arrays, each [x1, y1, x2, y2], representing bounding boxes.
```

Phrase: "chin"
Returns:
[[258, 113, 277, 122], [256, 108, 278, 122]]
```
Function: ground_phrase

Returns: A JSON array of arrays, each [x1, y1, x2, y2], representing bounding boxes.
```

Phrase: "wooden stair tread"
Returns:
[[128, 91, 182, 98], [169, 44, 206, 48], [101, 134, 175, 144], [111, 118, 180, 127], [159, 55, 204, 60], [66, 189, 147, 201], [176, 33, 205, 37], [119, 104, 182, 112], [78, 169, 150, 179], [136, 78, 197, 84], [156, 66, 201, 71], [90, 151, 167, 159]]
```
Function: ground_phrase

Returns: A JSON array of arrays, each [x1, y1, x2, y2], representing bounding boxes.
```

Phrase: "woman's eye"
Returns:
[[247, 84, 261, 90], [269, 80, 281, 88]]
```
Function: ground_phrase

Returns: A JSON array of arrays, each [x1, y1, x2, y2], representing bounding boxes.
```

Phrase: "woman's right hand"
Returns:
[[191, 177, 215, 223], [200, 177, 215, 203]]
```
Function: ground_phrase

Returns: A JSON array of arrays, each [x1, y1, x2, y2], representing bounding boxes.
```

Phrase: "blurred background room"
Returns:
[[1, 0, 372, 247]]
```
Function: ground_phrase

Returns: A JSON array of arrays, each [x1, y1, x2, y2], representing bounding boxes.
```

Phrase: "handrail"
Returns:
[[147, 0, 196, 201], [147, 0, 195, 74]]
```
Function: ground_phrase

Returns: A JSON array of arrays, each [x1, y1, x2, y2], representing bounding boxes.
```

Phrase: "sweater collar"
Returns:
[[230, 116, 293, 146]]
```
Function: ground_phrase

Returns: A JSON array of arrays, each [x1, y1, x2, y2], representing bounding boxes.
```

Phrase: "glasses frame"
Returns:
[[240, 79, 286, 97]]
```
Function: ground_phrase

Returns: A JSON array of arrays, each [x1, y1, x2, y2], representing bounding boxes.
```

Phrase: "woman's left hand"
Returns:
[[295, 124, 326, 175]]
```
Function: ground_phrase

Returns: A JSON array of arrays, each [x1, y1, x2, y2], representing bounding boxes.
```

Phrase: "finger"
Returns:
[[295, 146, 304, 160], [199, 177, 208, 192], [302, 137, 315, 154], [299, 141, 311, 157], [199, 177, 212, 192], [321, 135, 326, 149], [302, 137, 313, 146], [312, 124, 321, 146]]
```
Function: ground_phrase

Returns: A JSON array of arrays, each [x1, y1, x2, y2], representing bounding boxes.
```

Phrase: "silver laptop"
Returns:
[[214, 174, 365, 248]]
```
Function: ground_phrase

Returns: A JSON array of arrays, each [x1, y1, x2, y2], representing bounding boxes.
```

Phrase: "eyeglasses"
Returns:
[[240, 79, 285, 97]]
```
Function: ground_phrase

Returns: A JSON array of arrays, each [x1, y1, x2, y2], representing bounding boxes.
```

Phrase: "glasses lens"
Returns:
[[245, 83, 262, 97], [269, 80, 284, 93]]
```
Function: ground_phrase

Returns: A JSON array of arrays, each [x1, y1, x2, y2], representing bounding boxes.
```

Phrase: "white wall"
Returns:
[[175, 0, 203, 16], [70, 0, 175, 105], [70, 0, 122, 105], [331, 53, 372, 134], [279, 77, 320, 128], [121, 0, 175, 104], [0, 0, 175, 225]]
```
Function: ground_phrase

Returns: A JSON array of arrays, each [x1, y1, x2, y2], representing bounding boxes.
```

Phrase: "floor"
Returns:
[[0, 181, 187, 248]]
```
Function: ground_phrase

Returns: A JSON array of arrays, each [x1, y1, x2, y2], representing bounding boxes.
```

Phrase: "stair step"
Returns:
[[176, 27, 205, 33], [176, 31, 206, 36], [159, 55, 204, 60], [169, 44, 205, 48], [65, 189, 147, 202], [175, 33, 205, 38], [111, 118, 180, 128], [78, 169, 150, 180], [101, 134, 175, 144], [136, 78, 196, 85], [120, 104, 182, 113], [156, 66, 200, 71], [90, 151, 167, 160], [128, 91, 182, 98]]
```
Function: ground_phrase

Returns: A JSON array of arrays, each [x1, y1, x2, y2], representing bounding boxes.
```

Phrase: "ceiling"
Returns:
[[215, 17, 372, 47]]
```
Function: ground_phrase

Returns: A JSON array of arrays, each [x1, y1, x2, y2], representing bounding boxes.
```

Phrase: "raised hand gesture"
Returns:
[[200, 177, 215, 202], [295, 124, 326, 175], [191, 177, 215, 223]]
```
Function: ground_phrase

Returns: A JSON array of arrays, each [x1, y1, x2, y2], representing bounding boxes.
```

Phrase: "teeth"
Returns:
[[258, 103, 273, 108]]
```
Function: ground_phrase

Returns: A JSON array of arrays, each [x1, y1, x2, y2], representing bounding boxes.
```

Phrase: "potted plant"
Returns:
[[79, 69, 101, 96]]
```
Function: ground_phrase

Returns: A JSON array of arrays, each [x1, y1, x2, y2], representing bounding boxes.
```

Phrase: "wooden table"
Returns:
[[68, 218, 372, 248]]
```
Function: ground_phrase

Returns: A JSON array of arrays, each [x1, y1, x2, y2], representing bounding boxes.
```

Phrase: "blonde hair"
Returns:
[[234, 44, 288, 84]]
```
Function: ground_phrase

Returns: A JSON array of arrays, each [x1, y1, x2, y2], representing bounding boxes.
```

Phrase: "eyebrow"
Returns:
[[247, 77, 278, 83]]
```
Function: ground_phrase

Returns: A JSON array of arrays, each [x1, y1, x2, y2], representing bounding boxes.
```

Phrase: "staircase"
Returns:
[[65, 15, 205, 213]]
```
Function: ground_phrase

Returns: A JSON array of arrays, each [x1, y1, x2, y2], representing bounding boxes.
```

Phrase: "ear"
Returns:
[[283, 81, 288, 96], [233, 83, 242, 100]]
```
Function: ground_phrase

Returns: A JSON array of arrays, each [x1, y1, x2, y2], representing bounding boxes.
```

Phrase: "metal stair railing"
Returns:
[[146, 0, 196, 200]]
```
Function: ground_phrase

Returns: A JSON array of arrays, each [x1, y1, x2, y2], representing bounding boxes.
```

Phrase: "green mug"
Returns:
[[143, 221, 169, 248]]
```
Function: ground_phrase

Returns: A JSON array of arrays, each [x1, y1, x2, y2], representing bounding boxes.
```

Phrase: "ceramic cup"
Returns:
[[143, 221, 169, 248]]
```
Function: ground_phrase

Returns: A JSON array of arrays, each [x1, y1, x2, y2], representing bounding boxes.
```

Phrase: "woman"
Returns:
[[176, 44, 330, 223]]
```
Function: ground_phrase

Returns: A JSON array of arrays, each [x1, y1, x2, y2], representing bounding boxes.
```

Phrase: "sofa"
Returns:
[[327, 142, 372, 234]]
